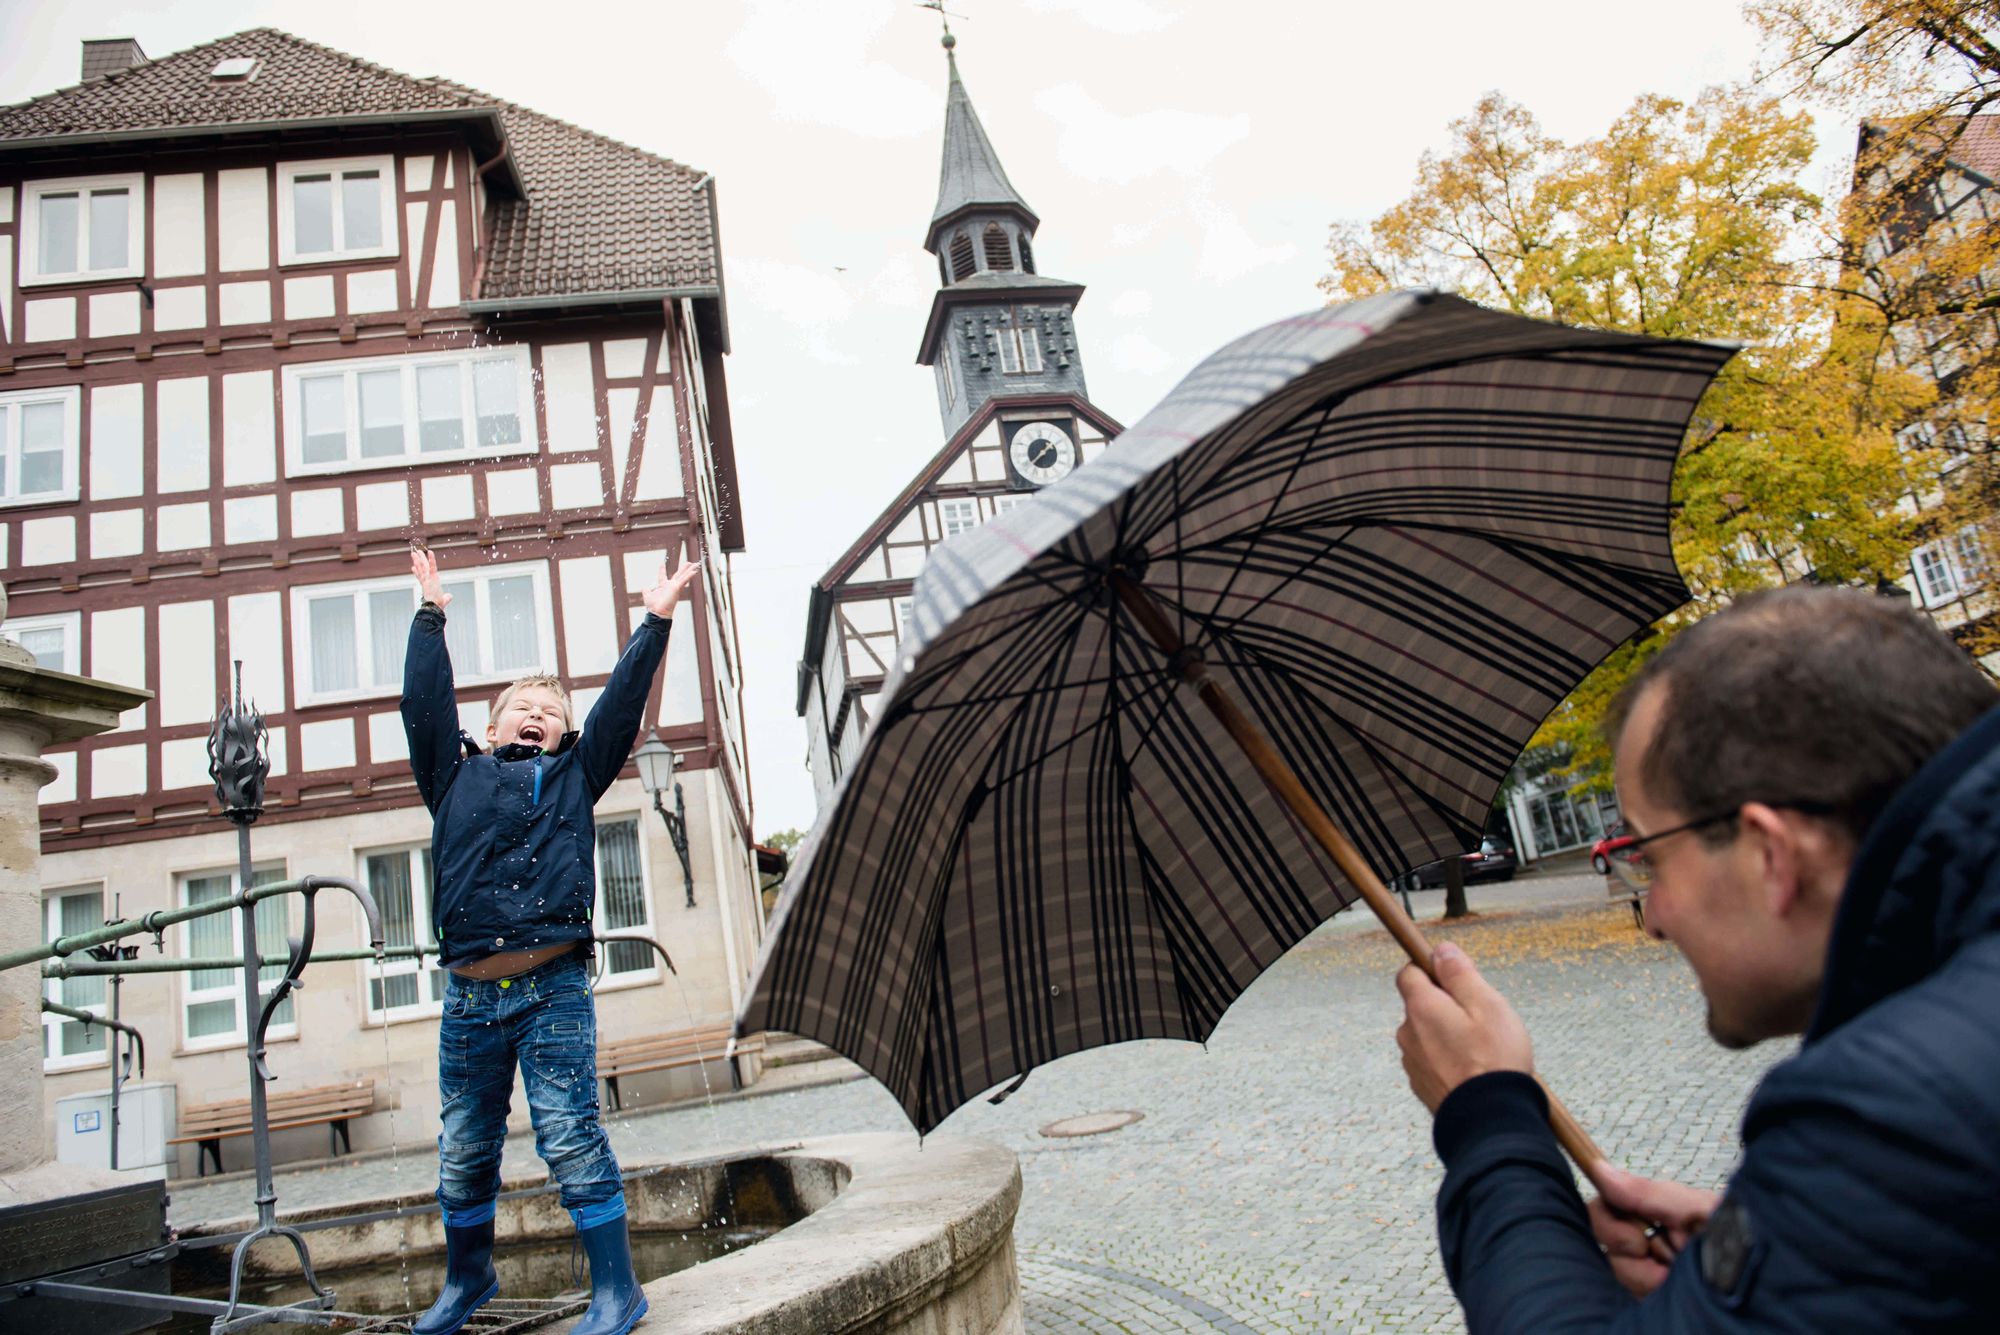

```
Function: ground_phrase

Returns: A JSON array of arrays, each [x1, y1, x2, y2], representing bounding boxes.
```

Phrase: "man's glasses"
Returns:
[[1603, 801, 1839, 890]]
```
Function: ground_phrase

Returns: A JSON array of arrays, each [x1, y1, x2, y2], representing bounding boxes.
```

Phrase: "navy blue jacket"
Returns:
[[401, 603, 673, 967], [1434, 705, 2000, 1331]]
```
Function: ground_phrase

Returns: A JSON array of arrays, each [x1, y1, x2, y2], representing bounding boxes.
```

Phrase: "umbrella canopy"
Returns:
[[743, 290, 1734, 1133]]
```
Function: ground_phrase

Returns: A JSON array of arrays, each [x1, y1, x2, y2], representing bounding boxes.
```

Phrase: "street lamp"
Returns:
[[635, 730, 696, 908]]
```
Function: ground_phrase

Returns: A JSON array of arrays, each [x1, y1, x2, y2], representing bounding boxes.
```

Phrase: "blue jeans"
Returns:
[[434, 952, 624, 1227]]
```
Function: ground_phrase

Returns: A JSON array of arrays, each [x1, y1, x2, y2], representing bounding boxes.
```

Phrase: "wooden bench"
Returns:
[[598, 1028, 765, 1112], [169, 1079, 376, 1177]]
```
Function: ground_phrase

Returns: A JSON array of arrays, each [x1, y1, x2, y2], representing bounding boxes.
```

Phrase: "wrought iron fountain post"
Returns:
[[207, 662, 335, 1327]]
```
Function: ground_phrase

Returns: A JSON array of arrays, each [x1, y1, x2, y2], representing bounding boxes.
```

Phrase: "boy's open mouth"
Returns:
[[519, 723, 546, 745]]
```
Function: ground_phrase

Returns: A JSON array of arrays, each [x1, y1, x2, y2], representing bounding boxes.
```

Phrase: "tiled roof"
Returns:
[[0, 28, 719, 303], [1949, 115, 2000, 182]]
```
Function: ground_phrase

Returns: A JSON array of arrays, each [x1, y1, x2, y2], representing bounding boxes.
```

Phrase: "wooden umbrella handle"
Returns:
[[1111, 576, 1675, 1263]]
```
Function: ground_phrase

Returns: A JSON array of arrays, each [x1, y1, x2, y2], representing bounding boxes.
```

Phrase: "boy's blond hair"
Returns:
[[491, 673, 571, 729]]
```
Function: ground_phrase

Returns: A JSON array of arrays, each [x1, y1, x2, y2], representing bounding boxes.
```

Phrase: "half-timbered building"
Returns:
[[1, 31, 767, 1170], [797, 41, 1122, 807]]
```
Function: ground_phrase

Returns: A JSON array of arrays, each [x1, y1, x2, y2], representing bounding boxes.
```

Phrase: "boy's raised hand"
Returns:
[[411, 543, 451, 609], [644, 553, 703, 620]]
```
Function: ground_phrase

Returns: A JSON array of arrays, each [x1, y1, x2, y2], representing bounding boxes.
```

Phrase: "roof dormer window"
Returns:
[[210, 56, 258, 81]]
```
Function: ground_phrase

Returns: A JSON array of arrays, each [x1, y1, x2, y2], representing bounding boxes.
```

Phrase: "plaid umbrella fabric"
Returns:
[[741, 290, 1734, 1133]]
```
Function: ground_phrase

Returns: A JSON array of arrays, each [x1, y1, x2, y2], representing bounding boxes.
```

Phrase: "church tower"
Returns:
[[796, 29, 1124, 806]]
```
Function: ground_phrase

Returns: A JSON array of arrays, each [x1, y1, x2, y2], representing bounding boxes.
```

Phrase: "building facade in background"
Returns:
[[797, 43, 1123, 807], [0, 30, 767, 1171]]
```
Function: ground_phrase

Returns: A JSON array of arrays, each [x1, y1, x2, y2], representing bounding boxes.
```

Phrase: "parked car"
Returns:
[[1591, 821, 1628, 874], [1411, 835, 1518, 888]]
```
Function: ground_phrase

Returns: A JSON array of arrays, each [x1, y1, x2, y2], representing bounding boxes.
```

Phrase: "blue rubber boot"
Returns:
[[573, 1211, 649, 1335], [412, 1216, 499, 1334]]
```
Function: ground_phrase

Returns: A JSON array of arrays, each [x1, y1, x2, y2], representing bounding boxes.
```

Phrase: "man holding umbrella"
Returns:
[[1395, 585, 2000, 1329]]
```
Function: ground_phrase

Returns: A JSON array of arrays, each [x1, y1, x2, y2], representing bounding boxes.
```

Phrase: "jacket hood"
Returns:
[[1807, 703, 2000, 1041]]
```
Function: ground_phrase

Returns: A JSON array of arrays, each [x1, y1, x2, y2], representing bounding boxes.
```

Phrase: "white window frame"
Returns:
[[938, 498, 979, 539], [289, 561, 558, 707], [43, 884, 109, 1072], [4, 608, 82, 674], [1952, 525, 1988, 588], [0, 384, 82, 507], [359, 844, 446, 1023], [178, 866, 296, 1053], [996, 309, 1043, 376], [281, 345, 537, 477], [1912, 541, 1960, 607], [990, 494, 1025, 517], [593, 814, 661, 987], [19, 174, 145, 286], [276, 155, 401, 265]]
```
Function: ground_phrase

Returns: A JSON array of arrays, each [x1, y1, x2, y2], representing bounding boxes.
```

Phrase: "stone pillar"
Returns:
[[0, 620, 152, 1175]]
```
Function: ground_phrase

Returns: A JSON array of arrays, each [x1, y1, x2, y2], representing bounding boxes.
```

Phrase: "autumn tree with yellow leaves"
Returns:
[[1322, 86, 1929, 785]]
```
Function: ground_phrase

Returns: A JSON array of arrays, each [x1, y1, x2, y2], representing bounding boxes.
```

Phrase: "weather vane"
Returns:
[[917, 0, 968, 47]]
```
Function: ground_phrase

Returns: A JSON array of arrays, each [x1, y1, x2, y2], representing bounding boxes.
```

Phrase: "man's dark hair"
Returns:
[[1606, 586, 1996, 844]]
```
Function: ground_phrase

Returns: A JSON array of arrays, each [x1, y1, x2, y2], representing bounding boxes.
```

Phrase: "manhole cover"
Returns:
[[1039, 1110, 1145, 1138]]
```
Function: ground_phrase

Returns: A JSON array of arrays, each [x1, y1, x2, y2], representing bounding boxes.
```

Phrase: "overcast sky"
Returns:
[[2, 0, 1829, 837]]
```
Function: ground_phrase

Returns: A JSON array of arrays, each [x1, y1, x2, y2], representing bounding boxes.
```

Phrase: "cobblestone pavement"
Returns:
[[170, 872, 1784, 1332]]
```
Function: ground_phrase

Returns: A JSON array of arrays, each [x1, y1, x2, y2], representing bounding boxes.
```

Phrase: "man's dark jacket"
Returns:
[[401, 603, 672, 968], [1434, 705, 2000, 1330]]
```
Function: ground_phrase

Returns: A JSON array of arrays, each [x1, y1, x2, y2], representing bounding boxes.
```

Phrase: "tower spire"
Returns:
[[924, 17, 1036, 254]]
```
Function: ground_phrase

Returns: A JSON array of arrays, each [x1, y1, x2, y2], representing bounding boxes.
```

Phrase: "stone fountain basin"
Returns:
[[178, 1132, 1024, 1334]]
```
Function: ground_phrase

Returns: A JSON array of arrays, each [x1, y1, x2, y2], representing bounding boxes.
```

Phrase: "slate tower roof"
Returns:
[[925, 39, 1037, 254]]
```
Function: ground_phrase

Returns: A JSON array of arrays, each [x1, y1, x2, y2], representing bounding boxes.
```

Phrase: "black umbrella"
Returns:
[[742, 291, 1730, 1206]]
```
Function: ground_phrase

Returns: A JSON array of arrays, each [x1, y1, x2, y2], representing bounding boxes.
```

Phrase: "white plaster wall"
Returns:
[[428, 202, 461, 308], [219, 281, 272, 325], [549, 461, 603, 510], [222, 370, 277, 486], [91, 605, 148, 732], [90, 509, 144, 560], [155, 376, 211, 493], [632, 385, 683, 500], [155, 501, 211, 552], [89, 382, 144, 501], [607, 387, 640, 498], [224, 495, 278, 545], [602, 339, 647, 379], [284, 276, 335, 321], [540, 342, 598, 454], [217, 168, 269, 271], [658, 600, 703, 726], [153, 173, 207, 278], [291, 489, 344, 537], [156, 601, 216, 726], [421, 475, 473, 523], [152, 285, 207, 331], [347, 270, 397, 314], [559, 555, 618, 676], [89, 290, 141, 338], [226, 591, 286, 713], [24, 297, 75, 343]]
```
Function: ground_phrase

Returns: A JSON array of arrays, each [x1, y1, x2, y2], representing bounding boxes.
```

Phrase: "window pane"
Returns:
[[370, 853, 416, 950], [252, 870, 292, 1027], [598, 820, 650, 974], [486, 576, 538, 672], [442, 582, 480, 673], [1019, 314, 1043, 373], [20, 401, 66, 494], [996, 314, 1021, 373], [292, 174, 334, 254], [38, 192, 79, 274], [417, 365, 466, 453], [309, 596, 359, 695], [88, 188, 130, 270], [357, 370, 404, 459], [56, 891, 107, 1011], [18, 627, 66, 671], [341, 171, 383, 250], [370, 589, 412, 687], [301, 376, 347, 464], [185, 875, 237, 995], [472, 361, 521, 446]]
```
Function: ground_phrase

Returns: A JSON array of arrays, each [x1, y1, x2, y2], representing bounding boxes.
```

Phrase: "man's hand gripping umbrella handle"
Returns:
[[1110, 573, 1678, 1267]]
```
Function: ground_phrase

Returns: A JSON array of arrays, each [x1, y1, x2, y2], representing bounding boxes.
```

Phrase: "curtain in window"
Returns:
[[19, 401, 66, 494], [342, 171, 383, 250], [443, 582, 481, 673], [38, 192, 79, 273], [18, 627, 65, 671], [418, 365, 465, 453], [370, 589, 412, 688], [358, 369, 403, 458], [473, 361, 521, 446], [368, 853, 419, 1012], [48, 892, 106, 1057], [185, 875, 239, 1039], [487, 576, 538, 672], [292, 175, 334, 254], [309, 596, 359, 694], [252, 869, 294, 1028], [597, 819, 650, 974], [301, 375, 346, 464], [88, 189, 129, 270]]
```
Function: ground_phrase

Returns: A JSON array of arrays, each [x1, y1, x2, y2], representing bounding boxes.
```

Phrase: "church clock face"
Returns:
[[1008, 420, 1077, 487]]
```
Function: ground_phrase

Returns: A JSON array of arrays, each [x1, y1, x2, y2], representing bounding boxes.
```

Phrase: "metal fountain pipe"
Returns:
[[248, 874, 386, 954], [44, 944, 426, 978], [39, 998, 145, 1077], [0, 876, 318, 974]]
